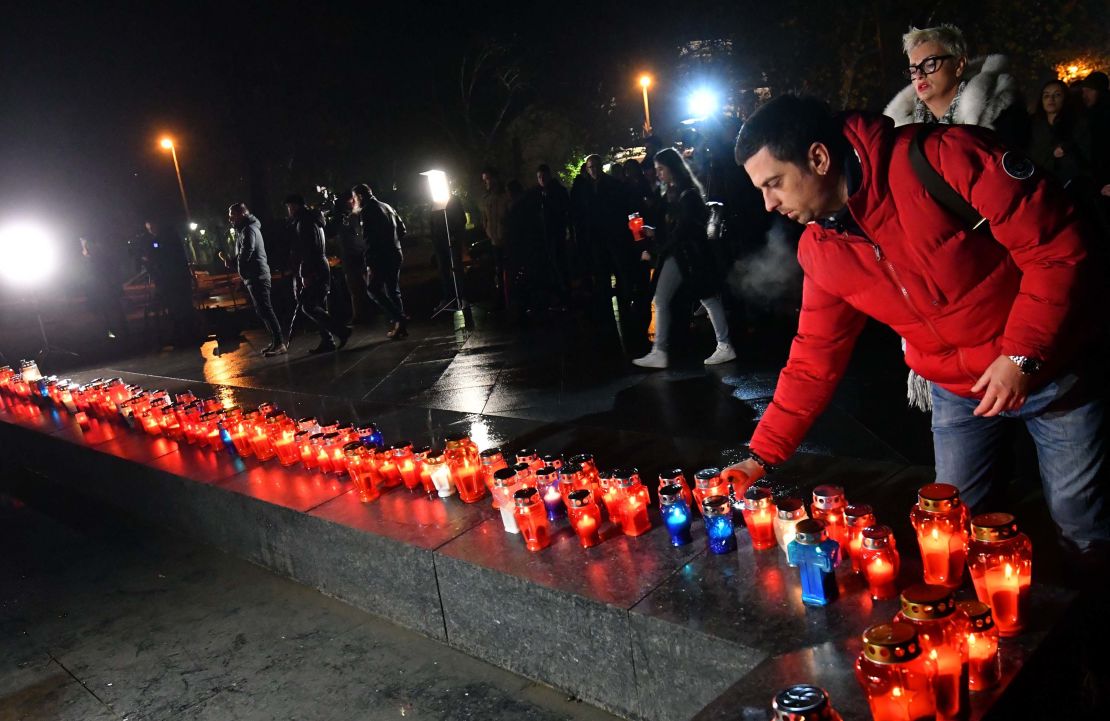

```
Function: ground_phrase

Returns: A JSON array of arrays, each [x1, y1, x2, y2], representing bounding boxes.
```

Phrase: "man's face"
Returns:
[[1081, 87, 1099, 108], [285, 203, 298, 219], [744, 144, 839, 225], [481, 173, 493, 191], [537, 170, 549, 188], [228, 208, 246, 226], [586, 157, 602, 180], [344, 195, 358, 212], [908, 40, 964, 107]]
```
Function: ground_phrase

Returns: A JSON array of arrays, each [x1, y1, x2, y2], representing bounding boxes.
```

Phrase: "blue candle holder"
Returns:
[[359, 422, 384, 449], [535, 466, 565, 521], [787, 519, 841, 606], [218, 421, 239, 456], [702, 495, 737, 554], [660, 483, 693, 546]]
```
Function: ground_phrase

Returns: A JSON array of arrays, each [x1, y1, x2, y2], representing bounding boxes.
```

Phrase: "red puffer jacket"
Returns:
[[750, 112, 1090, 466]]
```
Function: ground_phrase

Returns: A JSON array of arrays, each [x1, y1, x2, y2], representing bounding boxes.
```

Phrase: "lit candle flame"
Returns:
[[1004, 563, 1013, 580], [892, 686, 903, 698]]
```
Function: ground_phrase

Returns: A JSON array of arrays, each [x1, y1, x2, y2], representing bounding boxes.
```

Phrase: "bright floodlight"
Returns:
[[0, 221, 56, 288], [420, 170, 450, 208], [160, 137, 174, 149], [688, 89, 719, 119], [188, 222, 198, 231]]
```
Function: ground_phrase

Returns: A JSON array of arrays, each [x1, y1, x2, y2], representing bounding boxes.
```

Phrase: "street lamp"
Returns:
[[639, 74, 653, 137], [158, 136, 191, 223]]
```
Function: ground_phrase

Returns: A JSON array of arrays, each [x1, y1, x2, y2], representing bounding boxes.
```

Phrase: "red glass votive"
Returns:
[[811, 484, 849, 550], [343, 442, 380, 503], [274, 428, 300, 466], [614, 469, 651, 536], [855, 623, 938, 721], [391, 441, 419, 490], [741, 486, 777, 550], [693, 468, 729, 516], [658, 468, 695, 511], [413, 445, 436, 494], [479, 448, 509, 505], [967, 513, 1032, 637], [845, 503, 876, 571], [566, 489, 602, 548], [910, 483, 969, 590], [858, 525, 900, 600], [445, 433, 485, 503], [958, 600, 1000, 691], [894, 584, 969, 720], [512, 487, 551, 551]]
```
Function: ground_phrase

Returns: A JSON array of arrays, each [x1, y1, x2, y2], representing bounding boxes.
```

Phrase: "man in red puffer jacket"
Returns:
[[725, 95, 1107, 554]]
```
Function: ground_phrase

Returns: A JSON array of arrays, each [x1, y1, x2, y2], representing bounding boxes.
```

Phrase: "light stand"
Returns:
[[33, 295, 79, 362], [421, 170, 471, 328], [0, 221, 77, 363]]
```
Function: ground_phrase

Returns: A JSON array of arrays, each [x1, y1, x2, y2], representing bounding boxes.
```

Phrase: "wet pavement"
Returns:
[[0, 493, 620, 721]]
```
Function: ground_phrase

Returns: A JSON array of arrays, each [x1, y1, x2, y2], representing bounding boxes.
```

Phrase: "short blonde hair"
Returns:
[[902, 24, 967, 59]]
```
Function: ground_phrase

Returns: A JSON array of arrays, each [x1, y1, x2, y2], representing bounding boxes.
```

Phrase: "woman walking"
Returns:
[[633, 148, 735, 369]]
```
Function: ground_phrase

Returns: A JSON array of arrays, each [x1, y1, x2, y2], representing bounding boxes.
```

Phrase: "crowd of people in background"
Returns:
[[72, 23, 1110, 368]]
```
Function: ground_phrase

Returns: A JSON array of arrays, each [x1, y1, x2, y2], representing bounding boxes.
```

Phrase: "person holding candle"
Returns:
[[722, 95, 1109, 563]]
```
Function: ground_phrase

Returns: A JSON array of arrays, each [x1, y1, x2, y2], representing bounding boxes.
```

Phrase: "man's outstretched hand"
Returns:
[[722, 458, 766, 496], [971, 355, 1031, 417]]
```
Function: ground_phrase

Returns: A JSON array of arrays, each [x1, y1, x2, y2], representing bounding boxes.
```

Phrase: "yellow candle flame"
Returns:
[[1005, 563, 1013, 580], [892, 686, 903, 698], [931, 527, 940, 541]]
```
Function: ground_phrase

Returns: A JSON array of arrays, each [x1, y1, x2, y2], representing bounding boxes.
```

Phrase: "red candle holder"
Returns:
[[388, 441, 419, 490], [541, 454, 562, 470], [741, 486, 777, 550], [274, 428, 300, 466], [511, 461, 536, 490], [958, 600, 1000, 691], [614, 469, 651, 537], [298, 416, 319, 433], [413, 445, 436, 494], [845, 503, 876, 572], [249, 426, 276, 461], [967, 513, 1032, 637], [910, 483, 969, 590], [139, 411, 162, 437], [858, 525, 900, 600], [558, 463, 583, 504], [567, 453, 600, 487], [515, 448, 543, 472], [658, 468, 695, 511], [512, 487, 551, 551], [479, 448, 509, 504], [536, 465, 565, 521], [566, 489, 602, 548], [343, 442, 380, 503], [693, 468, 729, 517], [312, 433, 332, 473], [855, 623, 938, 721], [894, 584, 969, 720], [810, 485, 849, 550], [445, 433, 486, 503]]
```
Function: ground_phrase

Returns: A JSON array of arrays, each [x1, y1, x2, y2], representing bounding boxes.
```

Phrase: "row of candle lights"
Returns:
[[0, 362, 1035, 721]]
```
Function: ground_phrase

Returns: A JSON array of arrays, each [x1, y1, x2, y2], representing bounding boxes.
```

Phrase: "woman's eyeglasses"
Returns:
[[904, 55, 954, 80]]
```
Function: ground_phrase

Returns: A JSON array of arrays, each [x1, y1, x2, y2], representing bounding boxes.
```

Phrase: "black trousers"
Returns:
[[297, 274, 347, 343], [243, 277, 284, 346], [366, 249, 406, 324]]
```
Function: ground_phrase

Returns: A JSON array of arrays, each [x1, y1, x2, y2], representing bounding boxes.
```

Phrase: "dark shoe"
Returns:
[[308, 340, 338, 354], [336, 326, 352, 350], [263, 343, 288, 357], [386, 322, 409, 340]]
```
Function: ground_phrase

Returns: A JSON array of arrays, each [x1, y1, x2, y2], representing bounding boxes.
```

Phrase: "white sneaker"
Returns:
[[704, 343, 737, 365], [633, 349, 669, 369]]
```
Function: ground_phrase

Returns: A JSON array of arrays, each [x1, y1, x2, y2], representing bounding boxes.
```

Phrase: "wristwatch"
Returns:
[[1007, 355, 1043, 375]]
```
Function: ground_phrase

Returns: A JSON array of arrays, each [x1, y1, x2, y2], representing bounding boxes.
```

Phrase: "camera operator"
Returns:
[[285, 194, 351, 354], [352, 183, 408, 339], [225, 203, 286, 356]]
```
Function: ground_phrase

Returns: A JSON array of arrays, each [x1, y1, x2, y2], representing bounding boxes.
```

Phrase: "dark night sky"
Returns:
[[2, 1, 1103, 243], [1, 0, 722, 240]]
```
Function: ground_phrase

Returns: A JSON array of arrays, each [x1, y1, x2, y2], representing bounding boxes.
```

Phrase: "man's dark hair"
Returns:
[[284, 193, 306, 206], [351, 183, 373, 200], [734, 95, 848, 169], [536, 164, 551, 175], [481, 166, 500, 178], [228, 202, 248, 215]]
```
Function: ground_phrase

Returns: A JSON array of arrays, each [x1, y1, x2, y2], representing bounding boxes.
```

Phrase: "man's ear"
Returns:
[[810, 142, 832, 176]]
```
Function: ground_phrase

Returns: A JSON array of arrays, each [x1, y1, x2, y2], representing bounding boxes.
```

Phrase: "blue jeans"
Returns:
[[932, 376, 1110, 551]]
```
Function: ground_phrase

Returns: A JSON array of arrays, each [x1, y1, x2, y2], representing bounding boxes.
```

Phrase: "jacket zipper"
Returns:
[[865, 239, 975, 380]]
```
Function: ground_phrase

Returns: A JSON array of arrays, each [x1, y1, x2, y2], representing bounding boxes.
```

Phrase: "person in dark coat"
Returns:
[[1079, 72, 1110, 230], [326, 190, 374, 325], [1028, 80, 1094, 189], [80, 236, 127, 340], [633, 148, 735, 369], [578, 154, 645, 315], [525, 164, 572, 309], [227, 203, 286, 355], [353, 183, 408, 339], [285, 194, 350, 354], [141, 220, 197, 346]]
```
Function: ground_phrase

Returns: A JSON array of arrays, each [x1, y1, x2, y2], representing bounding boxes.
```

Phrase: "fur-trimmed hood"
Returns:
[[883, 54, 1019, 129]]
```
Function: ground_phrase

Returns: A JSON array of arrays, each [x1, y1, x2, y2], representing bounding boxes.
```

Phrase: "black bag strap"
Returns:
[[908, 125, 989, 231]]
